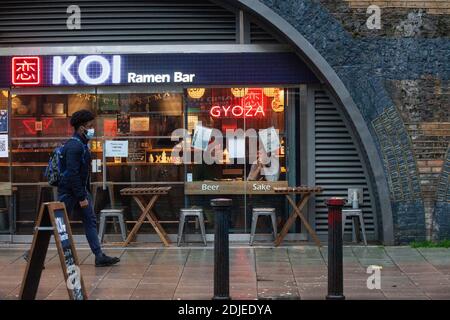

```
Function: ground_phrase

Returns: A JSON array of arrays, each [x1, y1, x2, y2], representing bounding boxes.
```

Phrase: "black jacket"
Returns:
[[58, 132, 91, 201]]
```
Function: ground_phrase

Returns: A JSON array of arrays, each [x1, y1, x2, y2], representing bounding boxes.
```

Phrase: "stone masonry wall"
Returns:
[[259, 0, 449, 243]]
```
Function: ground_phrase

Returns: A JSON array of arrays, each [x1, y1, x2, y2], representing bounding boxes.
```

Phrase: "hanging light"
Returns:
[[187, 88, 205, 99], [1, 90, 8, 98], [263, 88, 276, 97], [231, 88, 248, 98]]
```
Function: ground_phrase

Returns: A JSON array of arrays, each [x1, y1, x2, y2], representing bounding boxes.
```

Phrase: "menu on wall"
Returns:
[[0, 110, 7, 133], [0, 134, 8, 157], [117, 113, 130, 134], [130, 116, 150, 132]]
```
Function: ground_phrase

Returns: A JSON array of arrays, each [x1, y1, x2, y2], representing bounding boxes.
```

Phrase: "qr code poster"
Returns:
[[0, 110, 7, 133], [0, 134, 8, 158]]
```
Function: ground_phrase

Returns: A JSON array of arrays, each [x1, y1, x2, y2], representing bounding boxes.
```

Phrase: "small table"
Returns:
[[273, 186, 323, 247], [120, 186, 172, 246]]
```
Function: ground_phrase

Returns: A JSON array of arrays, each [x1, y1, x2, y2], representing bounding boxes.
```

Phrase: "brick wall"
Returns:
[[260, 0, 449, 242], [344, 0, 450, 14]]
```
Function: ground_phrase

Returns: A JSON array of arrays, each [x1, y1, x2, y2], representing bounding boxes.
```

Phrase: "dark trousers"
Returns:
[[58, 192, 102, 256]]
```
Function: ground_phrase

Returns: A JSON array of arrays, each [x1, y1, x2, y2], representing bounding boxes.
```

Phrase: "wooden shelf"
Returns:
[[106, 162, 182, 166], [10, 162, 47, 167], [12, 149, 54, 153]]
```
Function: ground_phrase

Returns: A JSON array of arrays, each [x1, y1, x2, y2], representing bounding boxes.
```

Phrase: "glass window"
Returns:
[[10, 92, 95, 234], [96, 91, 185, 234], [184, 87, 288, 233]]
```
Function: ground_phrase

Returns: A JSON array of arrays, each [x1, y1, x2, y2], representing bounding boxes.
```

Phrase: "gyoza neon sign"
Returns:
[[209, 88, 265, 118], [210, 104, 265, 118]]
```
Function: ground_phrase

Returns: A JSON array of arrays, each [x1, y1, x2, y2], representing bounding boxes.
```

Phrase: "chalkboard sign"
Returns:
[[19, 202, 87, 300]]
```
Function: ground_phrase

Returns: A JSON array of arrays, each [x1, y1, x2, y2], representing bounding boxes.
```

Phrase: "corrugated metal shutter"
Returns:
[[249, 22, 280, 44], [313, 89, 377, 239], [0, 0, 237, 45]]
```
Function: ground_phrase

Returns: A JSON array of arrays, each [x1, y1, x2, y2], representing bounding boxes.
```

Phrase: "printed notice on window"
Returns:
[[0, 134, 8, 157], [192, 124, 212, 151], [259, 127, 280, 153], [228, 136, 245, 159], [105, 140, 128, 157]]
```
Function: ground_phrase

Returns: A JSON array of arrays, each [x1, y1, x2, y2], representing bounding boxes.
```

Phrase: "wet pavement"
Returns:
[[1, 244, 450, 300]]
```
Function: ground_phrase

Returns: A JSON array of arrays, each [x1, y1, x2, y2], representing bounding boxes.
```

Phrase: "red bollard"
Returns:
[[325, 197, 346, 300]]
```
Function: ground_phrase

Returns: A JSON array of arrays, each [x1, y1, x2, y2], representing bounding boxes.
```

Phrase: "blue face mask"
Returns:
[[85, 128, 95, 139]]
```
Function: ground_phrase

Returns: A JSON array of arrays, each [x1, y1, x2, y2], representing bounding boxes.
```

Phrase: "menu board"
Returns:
[[0, 134, 9, 158], [129, 151, 146, 162], [130, 116, 150, 132], [53, 209, 84, 300], [20, 202, 87, 300], [117, 113, 130, 135], [0, 110, 8, 133]]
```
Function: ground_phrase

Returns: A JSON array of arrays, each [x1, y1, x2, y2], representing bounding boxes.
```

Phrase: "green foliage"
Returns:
[[411, 240, 450, 248]]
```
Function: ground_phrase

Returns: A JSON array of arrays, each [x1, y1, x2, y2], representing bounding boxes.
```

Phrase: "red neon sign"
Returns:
[[12, 56, 41, 86], [210, 104, 265, 118], [210, 88, 265, 118]]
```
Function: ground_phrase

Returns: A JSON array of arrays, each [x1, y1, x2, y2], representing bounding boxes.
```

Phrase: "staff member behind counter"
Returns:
[[247, 150, 280, 182]]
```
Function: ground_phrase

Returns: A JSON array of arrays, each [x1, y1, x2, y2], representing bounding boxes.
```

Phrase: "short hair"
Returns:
[[70, 110, 95, 130]]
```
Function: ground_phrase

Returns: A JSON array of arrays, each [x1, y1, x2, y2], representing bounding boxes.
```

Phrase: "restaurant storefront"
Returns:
[[0, 0, 382, 244]]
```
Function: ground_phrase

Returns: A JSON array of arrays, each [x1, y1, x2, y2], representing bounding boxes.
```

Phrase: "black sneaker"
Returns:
[[95, 254, 120, 267]]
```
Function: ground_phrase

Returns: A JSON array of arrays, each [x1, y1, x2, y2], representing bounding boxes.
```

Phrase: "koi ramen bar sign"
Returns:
[[0, 53, 318, 87]]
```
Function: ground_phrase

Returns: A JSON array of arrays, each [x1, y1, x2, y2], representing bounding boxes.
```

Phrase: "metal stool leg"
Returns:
[[341, 213, 347, 241], [250, 214, 258, 246], [270, 213, 277, 240], [198, 213, 207, 246], [118, 214, 127, 242], [98, 215, 106, 242], [359, 214, 368, 246], [177, 214, 186, 247], [351, 216, 357, 243]]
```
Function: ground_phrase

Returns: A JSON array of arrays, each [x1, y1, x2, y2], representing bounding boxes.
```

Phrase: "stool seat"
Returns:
[[253, 208, 276, 214], [98, 208, 127, 242], [250, 207, 277, 245], [100, 209, 124, 215], [178, 208, 207, 246], [180, 208, 203, 214]]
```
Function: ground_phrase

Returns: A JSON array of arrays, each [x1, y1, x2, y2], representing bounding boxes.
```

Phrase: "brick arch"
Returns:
[[233, 0, 397, 244]]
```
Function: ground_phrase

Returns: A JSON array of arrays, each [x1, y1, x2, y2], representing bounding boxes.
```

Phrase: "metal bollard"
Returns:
[[210, 198, 232, 300], [325, 197, 346, 300]]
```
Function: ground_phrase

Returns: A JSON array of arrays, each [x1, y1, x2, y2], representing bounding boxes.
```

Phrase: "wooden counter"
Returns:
[[184, 180, 288, 195]]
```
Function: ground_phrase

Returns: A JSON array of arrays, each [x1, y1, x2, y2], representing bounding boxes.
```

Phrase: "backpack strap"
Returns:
[[67, 137, 88, 164]]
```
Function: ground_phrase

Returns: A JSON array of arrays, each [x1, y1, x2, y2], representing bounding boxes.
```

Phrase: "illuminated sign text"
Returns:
[[12, 56, 41, 86], [210, 105, 265, 118], [52, 55, 121, 85]]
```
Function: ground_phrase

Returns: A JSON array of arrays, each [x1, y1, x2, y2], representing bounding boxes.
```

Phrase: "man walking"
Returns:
[[58, 110, 120, 267]]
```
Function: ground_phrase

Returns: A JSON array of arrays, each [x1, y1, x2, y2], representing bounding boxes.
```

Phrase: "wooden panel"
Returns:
[[184, 180, 288, 195]]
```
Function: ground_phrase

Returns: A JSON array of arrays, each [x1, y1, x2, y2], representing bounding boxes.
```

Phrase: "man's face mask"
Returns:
[[84, 127, 95, 139]]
